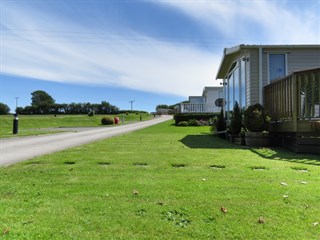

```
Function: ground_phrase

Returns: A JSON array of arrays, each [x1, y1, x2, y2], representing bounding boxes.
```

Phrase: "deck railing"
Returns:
[[177, 103, 220, 113], [264, 68, 320, 123]]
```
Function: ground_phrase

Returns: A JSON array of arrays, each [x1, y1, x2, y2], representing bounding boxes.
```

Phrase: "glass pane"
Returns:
[[234, 67, 240, 105], [269, 54, 286, 82], [240, 59, 246, 109], [228, 74, 234, 114]]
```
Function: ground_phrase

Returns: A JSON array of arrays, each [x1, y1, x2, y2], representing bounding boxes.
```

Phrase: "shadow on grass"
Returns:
[[180, 134, 320, 166], [250, 147, 320, 166], [180, 134, 243, 149]]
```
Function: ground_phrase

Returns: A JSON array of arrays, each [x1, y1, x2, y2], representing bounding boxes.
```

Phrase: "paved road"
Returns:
[[0, 115, 172, 166]]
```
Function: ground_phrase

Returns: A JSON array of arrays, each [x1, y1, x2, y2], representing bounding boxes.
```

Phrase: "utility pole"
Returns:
[[129, 100, 135, 111], [15, 97, 19, 113]]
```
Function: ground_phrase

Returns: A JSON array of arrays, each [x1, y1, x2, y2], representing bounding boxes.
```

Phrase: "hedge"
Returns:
[[174, 113, 219, 125]]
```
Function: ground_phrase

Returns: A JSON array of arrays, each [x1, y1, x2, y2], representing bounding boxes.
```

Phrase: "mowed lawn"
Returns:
[[0, 113, 152, 138], [1, 120, 320, 239]]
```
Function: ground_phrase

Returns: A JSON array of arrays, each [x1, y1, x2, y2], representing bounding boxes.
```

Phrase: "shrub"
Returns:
[[211, 109, 227, 138], [117, 110, 149, 115], [177, 121, 188, 126], [215, 108, 226, 132], [174, 113, 218, 125], [101, 116, 114, 125], [187, 119, 200, 126], [243, 103, 270, 132], [230, 102, 242, 134], [198, 120, 209, 126], [210, 116, 218, 133], [88, 110, 95, 117]]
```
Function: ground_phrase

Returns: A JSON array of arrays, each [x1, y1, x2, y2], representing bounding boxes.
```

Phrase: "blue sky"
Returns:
[[1, 0, 319, 112]]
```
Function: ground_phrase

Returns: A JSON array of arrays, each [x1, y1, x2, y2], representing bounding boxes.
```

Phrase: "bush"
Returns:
[[198, 120, 209, 126], [101, 116, 114, 125], [174, 113, 218, 125], [187, 119, 200, 126], [212, 109, 227, 138], [177, 121, 188, 126], [88, 110, 95, 117], [116, 110, 149, 115], [215, 108, 226, 132], [243, 103, 270, 132], [210, 116, 217, 133]]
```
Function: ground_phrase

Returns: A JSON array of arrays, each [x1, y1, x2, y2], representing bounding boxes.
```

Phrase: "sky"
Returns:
[[1, 0, 319, 113]]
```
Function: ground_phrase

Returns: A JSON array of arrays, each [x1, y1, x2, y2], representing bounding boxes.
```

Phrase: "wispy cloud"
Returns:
[[158, 0, 320, 44], [1, 0, 319, 101], [2, 33, 219, 97], [1, 2, 220, 97]]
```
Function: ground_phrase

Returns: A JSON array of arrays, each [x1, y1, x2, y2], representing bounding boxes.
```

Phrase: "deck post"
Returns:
[[292, 75, 298, 132]]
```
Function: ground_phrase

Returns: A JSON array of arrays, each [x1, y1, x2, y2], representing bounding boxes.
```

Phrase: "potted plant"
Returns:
[[229, 102, 242, 144], [243, 103, 270, 147]]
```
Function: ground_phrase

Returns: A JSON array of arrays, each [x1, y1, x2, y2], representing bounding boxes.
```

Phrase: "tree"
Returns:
[[216, 108, 226, 132], [156, 104, 175, 110], [31, 90, 55, 114], [212, 108, 226, 138], [0, 102, 10, 115], [16, 107, 24, 114], [97, 101, 119, 114], [230, 101, 242, 134]]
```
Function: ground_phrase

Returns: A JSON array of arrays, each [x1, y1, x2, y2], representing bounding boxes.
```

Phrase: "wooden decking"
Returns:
[[264, 68, 320, 153]]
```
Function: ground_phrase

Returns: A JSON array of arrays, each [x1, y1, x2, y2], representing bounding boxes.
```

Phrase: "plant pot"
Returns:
[[245, 132, 269, 147], [228, 134, 234, 143], [234, 137, 243, 145], [229, 134, 240, 144], [241, 136, 246, 146]]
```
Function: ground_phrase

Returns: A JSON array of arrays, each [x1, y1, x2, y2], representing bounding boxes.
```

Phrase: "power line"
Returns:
[[0, 28, 261, 47]]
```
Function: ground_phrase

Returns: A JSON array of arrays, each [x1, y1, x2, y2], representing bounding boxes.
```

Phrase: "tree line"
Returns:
[[0, 90, 120, 115]]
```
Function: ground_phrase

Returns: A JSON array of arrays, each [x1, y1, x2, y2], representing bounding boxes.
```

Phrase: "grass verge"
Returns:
[[0, 113, 152, 138], [0, 121, 319, 239]]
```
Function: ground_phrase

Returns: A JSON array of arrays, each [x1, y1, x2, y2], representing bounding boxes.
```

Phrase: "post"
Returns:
[[15, 97, 19, 113], [13, 113, 19, 134], [121, 115, 124, 124], [292, 75, 298, 132], [140, 114, 142, 121]]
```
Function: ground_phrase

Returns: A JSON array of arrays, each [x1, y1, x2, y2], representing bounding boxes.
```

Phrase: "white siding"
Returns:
[[189, 96, 204, 104], [287, 49, 320, 72], [248, 49, 260, 105], [203, 88, 223, 104], [254, 46, 320, 106], [217, 45, 320, 111]]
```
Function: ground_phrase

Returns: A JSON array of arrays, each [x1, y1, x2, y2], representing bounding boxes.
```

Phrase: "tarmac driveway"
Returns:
[[0, 115, 172, 166]]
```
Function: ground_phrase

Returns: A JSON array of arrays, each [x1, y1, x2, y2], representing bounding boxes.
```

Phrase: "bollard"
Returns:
[[140, 114, 142, 121], [13, 113, 19, 134], [121, 115, 124, 124]]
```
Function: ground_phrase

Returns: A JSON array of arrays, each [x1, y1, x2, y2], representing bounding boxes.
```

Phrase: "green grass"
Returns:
[[1, 121, 320, 239], [0, 113, 153, 138]]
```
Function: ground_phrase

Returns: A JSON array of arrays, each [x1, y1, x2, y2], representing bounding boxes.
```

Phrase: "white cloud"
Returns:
[[2, 33, 220, 97], [1, 3, 221, 98], [158, 0, 320, 44], [2, 0, 318, 102]]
